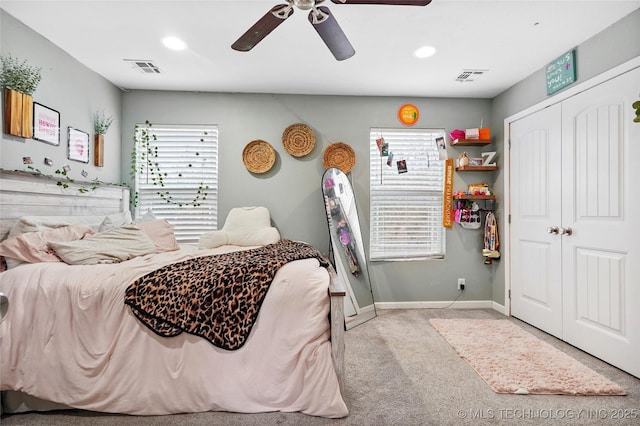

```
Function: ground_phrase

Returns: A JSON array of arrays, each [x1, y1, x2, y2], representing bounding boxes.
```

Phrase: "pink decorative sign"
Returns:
[[33, 102, 60, 146], [67, 127, 89, 163]]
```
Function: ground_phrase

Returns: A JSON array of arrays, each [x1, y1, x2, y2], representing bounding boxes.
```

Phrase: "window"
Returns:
[[134, 123, 218, 243], [369, 127, 446, 261]]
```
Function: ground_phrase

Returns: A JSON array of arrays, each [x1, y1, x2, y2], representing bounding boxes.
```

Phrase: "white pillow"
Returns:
[[98, 211, 133, 232], [9, 215, 105, 238], [138, 209, 158, 222], [227, 227, 280, 246], [198, 206, 280, 249], [9, 211, 132, 236], [198, 230, 229, 249], [223, 206, 271, 231]]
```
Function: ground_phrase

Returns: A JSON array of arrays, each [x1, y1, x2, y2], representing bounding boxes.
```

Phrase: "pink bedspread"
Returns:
[[0, 245, 348, 418]]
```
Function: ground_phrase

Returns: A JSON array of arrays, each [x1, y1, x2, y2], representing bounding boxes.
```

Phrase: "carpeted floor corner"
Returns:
[[2, 308, 639, 425]]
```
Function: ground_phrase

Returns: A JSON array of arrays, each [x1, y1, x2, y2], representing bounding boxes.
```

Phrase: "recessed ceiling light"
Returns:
[[162, 36, 187, 51], [414, 45, 436, 59]]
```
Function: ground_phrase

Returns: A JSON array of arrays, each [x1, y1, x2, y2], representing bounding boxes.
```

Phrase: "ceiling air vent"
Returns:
[[456, 69, 487, 83], [124, 59, 161, 74]]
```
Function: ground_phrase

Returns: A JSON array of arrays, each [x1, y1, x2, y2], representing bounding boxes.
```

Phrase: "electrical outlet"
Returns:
[[457, 278, 466, 291]]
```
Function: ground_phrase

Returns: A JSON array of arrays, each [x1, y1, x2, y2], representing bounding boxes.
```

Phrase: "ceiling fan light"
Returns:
[[162, 36, 187, 51], [414, 45, 436, 58], [293, 0, 316, 10]]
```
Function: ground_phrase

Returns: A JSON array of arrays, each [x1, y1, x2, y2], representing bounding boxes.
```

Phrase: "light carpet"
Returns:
[[429, 318, 626, 396]]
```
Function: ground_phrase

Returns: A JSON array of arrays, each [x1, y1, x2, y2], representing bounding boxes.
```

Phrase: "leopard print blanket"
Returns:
[[124, 239, 329, 350]]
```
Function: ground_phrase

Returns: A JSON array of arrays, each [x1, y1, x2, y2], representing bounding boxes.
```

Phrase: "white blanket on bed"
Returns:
[[0, 245, 347, 418]]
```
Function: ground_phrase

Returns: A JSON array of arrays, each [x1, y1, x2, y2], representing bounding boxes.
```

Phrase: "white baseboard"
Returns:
[[375, 300, 495, 310], [491, 301, 508, 316]]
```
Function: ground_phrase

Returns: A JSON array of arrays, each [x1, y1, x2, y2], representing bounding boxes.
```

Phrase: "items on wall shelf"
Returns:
[[449, 126, 499, 227], [453, 181, 496, 209], [453, 200, 482, 229], [452, 182, 497, 228], [449, 127, 491, 145], [483, 211, 500, 264], [452, 198, 500, 263], [455, 151, 498, 171], [452, 198, 496, 227]]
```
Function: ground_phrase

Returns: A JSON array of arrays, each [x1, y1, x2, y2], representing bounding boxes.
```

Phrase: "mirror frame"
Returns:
[[321, 167, 376, 329]]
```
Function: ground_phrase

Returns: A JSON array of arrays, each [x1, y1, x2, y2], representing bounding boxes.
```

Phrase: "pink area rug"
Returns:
[[429, 318, 626, 396]]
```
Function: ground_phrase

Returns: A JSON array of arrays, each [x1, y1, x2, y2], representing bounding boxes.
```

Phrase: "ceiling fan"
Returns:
[[231, 0, 432, 61]]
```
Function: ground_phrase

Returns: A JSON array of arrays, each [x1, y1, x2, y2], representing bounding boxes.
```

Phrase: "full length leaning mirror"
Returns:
[[322, 167, 376, 329]]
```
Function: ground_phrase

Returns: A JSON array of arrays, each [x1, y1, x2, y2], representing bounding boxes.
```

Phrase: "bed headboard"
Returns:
[[0, 169, 130, 240]]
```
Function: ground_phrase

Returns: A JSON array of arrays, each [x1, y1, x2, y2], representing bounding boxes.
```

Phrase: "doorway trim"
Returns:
[[502, 55, 640, 315]]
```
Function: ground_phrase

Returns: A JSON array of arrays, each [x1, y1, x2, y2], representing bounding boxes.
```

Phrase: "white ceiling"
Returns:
[[2, 0, 639, 98]]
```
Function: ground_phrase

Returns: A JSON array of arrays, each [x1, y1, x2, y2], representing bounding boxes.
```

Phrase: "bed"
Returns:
[[0, 170, 347, 418]]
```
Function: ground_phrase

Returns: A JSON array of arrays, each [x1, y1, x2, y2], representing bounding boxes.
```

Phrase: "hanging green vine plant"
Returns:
[[25, 165, 125, 194], [131, 120, 209, 208]]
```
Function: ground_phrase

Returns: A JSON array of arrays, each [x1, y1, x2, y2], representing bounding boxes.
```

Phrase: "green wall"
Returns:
[[121, 91, 495, 305]]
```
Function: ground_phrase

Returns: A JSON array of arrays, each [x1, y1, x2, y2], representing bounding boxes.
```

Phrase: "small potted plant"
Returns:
[[92, 110, 114, 167], [0, 54, 42, 138]]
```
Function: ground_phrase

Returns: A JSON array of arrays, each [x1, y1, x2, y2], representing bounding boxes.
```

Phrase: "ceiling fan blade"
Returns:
[[232, 4, 294, 52], [309, 6, 355, 61], [330, 0, 432, 5]]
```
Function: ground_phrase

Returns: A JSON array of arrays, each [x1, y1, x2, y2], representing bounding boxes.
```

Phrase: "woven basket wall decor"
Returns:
[[282, 123, 316, 157], [322, 142, 356, 173], [242, 139, 276, 174]]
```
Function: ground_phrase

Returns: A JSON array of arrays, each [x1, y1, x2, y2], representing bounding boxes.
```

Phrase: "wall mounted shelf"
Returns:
[[456, 165, 498, 171], [450, 138, 492, 146], [454, 194, 496, 200]]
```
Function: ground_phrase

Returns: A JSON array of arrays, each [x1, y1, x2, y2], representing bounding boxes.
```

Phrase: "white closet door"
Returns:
[[509, 103, 563, 338], [560, 67, 640, 377]]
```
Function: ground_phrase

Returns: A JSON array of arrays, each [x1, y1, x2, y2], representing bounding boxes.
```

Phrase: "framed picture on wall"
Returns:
[[32, 102, 60, 146], [67, 127, 89, 163]]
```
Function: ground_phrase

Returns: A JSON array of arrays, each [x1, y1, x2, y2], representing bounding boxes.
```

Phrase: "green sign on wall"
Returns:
[[546, 50, 576, 95]]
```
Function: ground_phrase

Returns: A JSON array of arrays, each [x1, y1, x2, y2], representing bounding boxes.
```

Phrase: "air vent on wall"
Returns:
[[456, 69, 488, 83], [123, 59, 161, 74]]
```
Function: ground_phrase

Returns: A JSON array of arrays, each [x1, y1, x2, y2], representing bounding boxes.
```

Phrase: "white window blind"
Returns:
[[369, 128, 446, 261], [134, 123, 218, 243]]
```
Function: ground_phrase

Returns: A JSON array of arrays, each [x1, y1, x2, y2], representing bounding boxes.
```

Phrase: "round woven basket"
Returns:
[[282, 123, 316, 157], [322, 142, 356, 173], [242, 140, 276, 174]]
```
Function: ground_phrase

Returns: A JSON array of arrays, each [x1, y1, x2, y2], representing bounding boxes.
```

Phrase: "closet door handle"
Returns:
[[559, 227, 573, 236], [546, 226, 559, 234]]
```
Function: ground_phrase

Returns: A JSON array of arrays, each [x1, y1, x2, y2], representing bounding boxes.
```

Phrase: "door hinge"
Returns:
[[508, 214, 511, 224], [508, 289, 511, 299]]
